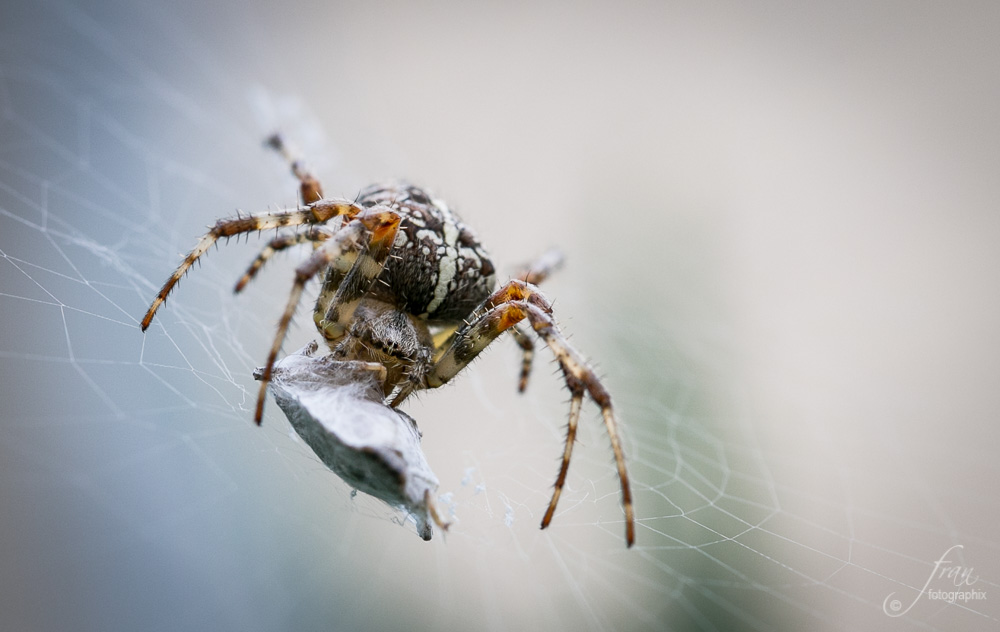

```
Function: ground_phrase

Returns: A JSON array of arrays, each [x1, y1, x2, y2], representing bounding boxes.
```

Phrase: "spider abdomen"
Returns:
[[358, 182, 496, 322]]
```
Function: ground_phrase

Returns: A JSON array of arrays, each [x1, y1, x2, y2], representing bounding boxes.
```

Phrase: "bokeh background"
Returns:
[[1, 1, 998, 630]]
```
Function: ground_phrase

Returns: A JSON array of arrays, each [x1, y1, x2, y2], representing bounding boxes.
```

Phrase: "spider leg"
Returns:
[[528, 318, 633, 547], [234, 225, 335, 293], [423, 279, 635, 547], [507, 249, 564, 392], [140, 200, 363, 331], [514, 247, 564, 286], [265, 133, 324, 204], [390, 280, 544, 406], [410, 248, 565, 399], [543, 374, 583, 531], [509, 324, 534, 393], [313, 206, 402, 344], [431, 324, 461, 353], [255, 207, 402, 423]]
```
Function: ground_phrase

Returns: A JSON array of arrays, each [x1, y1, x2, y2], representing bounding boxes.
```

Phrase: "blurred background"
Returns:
[[1, 1, 998, 630]]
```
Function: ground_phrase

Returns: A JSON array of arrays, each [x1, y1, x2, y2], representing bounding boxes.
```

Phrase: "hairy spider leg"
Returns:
[[233, 225, 335, 293], [424, 279, 635, 547], [417, 249, 566, 400], [509, 325, 535, 393], [543, 372, 584, 531], [506, 248, 565, 392], [514, 247, 565, 286], [140, 200, 364, 331], [265, 133, 324, 204], [255, 208, 402, 424], [231, 134, 339, 293], [313, 208, 402, 344]]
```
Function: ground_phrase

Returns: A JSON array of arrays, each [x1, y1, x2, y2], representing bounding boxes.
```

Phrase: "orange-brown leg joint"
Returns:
[[497, 304, 527, 332], [308, 201, 361, 224], [488, 279, 533, 309], [358, 210, 401, 255]]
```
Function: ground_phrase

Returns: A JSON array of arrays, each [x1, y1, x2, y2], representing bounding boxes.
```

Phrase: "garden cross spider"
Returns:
[[140, 135, 635, 547]]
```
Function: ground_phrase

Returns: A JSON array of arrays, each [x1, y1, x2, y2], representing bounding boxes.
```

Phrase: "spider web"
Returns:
[[2, 1, 999, 631]]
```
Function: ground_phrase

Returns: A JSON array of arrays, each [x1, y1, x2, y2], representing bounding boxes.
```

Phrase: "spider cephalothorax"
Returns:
[[140, 135, 635, 546]]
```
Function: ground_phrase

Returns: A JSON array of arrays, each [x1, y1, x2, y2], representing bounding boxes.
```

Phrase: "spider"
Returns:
[[140, 135, 635, 547]]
